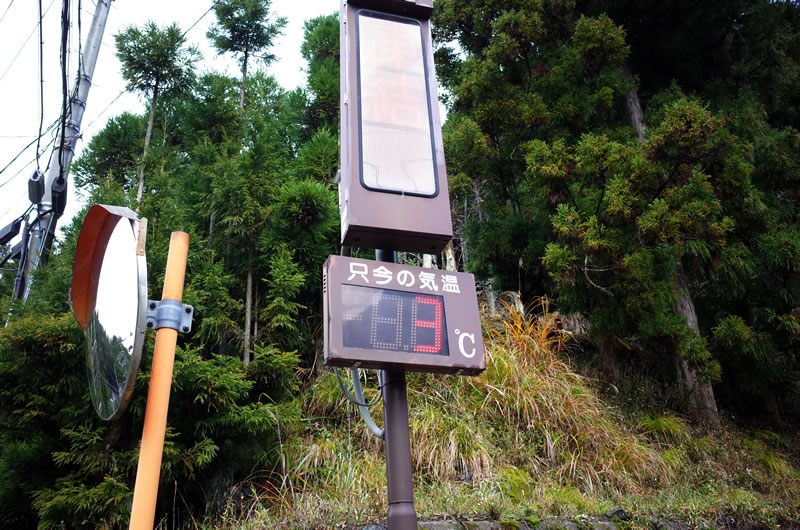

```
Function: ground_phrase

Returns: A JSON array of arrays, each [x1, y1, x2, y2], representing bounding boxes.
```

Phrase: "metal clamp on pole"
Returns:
[[145, 299, 193, 333]]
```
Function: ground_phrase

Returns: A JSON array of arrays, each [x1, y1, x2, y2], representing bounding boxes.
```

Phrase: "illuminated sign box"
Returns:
[[323, 255, 486, 375], [339, 0, 452, 253]]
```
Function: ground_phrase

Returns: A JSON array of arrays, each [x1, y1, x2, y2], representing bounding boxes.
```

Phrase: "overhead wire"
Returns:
[[85, 90, 125, 128], [36, 0, 44, 171], [0, 118, 60, 184], [0, 201, 34, 227], [0, 0, 57, 85], [182, 0, 223, 38], [77, 0, 81, 79], [57, 0, 69, 184], [0, 0, 13, 26]]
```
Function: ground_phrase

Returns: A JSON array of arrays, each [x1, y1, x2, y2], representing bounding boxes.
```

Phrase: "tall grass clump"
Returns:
[[466, 299, 667, 491]]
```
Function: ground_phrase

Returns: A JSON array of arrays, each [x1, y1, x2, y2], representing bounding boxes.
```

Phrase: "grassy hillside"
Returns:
[[207, 301, 800, 529]]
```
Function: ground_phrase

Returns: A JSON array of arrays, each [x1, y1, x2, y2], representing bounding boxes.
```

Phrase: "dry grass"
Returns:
[[209, 299, 799, 529]]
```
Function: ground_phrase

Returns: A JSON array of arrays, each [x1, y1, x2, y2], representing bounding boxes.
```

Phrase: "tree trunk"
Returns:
[[623, 65, 720, 424], [674, 263, 721, 426], [253, 281, 259, 343], [243, 246, 253, 367], [239, 50, 248, 110], [136, 84, 159, 209], [486, 278, 498, 318], [444, 241, 457, 272], [622, 63, 646, 143], [599, 337, 619, 378], [761, 386, 782, 426], [225, 50, 250, 362]]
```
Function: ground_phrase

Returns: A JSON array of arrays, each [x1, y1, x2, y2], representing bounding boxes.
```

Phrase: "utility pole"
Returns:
[[21, 0, 112, 300]]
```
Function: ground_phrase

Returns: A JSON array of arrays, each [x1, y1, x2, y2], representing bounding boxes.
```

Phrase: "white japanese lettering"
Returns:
[[372, 266, 393, 285], [441, 274, 460, 293], [419, 271, 438, 291], [397, 270, 415, 287], [347, 262, 369, 283]]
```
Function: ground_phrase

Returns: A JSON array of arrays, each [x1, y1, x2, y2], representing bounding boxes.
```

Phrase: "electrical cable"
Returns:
[[0, 0, 13, 26], [0, 200, 34, 225], [0, 119, 59, 186], [333, 366, 383, 407], [85, 90, 124, 128], [352, 368, 385, 439], [0, 190, 28, 220], [57, 0, 69, 185], [182, 0, 223, 38], [77, 0, 81, 79], [0, 0, 57, 85], [36, 0, 44, 171]]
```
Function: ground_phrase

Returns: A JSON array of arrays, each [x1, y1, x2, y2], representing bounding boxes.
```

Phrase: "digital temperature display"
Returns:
[[342, 285, 448, 356], [323, 255, 485, 375]]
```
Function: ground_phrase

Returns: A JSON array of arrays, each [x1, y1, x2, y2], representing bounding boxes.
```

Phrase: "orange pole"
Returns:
[[129, 232, 190, 530]]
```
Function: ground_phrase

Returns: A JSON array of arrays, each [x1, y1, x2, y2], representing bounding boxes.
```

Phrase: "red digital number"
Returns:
[[413, 296, 443, 353]]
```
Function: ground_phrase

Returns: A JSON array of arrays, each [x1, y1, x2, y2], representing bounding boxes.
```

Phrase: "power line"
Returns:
[[0, 128, 57, 191], [86, 89, 125, 128], [57, 0, 70, 184], [36, 0, 45, 171], [0, 118, 59, 186], [0, 0, 57, 85], [0, 194, 34, 224], [0, 0, 14, 26], [182, 0, 223, 38], [77, 0, 82, 79]]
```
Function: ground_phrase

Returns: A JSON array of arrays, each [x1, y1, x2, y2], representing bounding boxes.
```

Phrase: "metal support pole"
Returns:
[[376, 249, 417, 530], [22, 0, 111, 300]]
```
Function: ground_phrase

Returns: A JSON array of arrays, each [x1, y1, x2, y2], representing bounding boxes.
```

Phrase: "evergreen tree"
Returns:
[[114, 22, 200, 208], [207, 0, 286, 364], [207, 0, 286, 110], [298, 14, 340, 138]]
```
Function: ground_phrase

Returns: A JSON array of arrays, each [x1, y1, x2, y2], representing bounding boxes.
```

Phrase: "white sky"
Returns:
[[0, 0, 336, 246]]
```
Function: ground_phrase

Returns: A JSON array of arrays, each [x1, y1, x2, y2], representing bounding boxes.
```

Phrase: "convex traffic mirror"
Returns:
[[70, 205, 147, 421]]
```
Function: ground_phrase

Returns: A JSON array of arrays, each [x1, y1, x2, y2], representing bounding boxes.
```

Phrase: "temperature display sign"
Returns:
[[323, 255, 485, 375]]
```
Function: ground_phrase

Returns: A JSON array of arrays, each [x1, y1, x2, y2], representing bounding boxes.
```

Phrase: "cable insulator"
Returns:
[[51, 178, 68, 217], [28, 169, 44, 204]]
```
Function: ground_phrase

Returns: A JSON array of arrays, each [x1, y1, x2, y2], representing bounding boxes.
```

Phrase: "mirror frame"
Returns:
[[70, 204, 147, 420]]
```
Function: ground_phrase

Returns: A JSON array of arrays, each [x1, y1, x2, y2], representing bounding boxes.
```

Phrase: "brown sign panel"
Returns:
[[347, 0, 433, 18], [339, 0, 452, 253], [323, 255, 486, 375]]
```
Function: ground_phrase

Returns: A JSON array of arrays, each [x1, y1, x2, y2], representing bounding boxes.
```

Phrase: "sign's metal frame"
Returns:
[[339, 0, 452, 253], [323, 255, 486, 375]]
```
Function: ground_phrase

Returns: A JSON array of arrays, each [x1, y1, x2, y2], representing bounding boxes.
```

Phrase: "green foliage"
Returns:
[[207, 0, 286, 68], [436, 0, 800, 423], [298, 14, 339, 137], [72, 112, 146, 191], [115, 22, 200, 98], [0, 309, 294, 527]]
